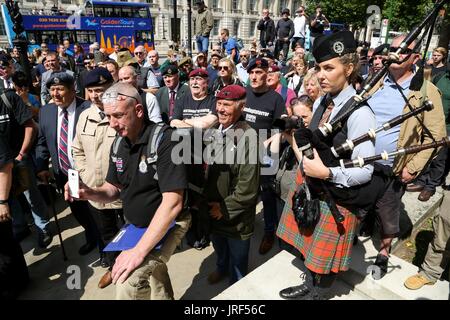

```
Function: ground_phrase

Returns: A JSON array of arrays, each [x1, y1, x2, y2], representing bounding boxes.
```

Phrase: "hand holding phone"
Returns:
[[68, 169, 80, 198]]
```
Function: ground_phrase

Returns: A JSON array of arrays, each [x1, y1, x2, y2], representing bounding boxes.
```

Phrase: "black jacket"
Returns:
[[257, 17, 276, 44]]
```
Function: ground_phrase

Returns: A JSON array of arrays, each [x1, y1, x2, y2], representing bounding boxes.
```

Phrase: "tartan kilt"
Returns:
[[276, 179, 359, 274]]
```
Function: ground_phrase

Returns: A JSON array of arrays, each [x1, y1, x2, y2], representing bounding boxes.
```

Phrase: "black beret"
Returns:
[[312, 31, 357, 64], [216, 85, 246, 100], [161, 64, 179, 76], [46, 71, 75, 89], [83, 67, 113, 87], [373, 43, 390, 57], [246, 58, 269, 73], [259, 50, 275, 60]]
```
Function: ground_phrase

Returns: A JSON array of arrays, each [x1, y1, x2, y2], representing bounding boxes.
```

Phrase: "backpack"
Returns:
[[232, 36, 244, 51], [111, 122, 169, 181]]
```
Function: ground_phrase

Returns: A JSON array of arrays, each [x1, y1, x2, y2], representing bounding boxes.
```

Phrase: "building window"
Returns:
[[212, 0, 220, 10], [60, 0, 72, 4], [249, 21, 256, 37], [263, 0, 270, 10], [233, 19, 240, 37], [26, 0, 38, 3], [232, 0, 239, 12], [248, 0, 257, 14], [279, 0, 288, 14], [293, 0, 302, 12], [213, 19, 220, 36]]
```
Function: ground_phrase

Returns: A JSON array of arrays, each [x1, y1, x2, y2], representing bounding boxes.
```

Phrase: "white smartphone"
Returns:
[[68, 169, 79, 198]]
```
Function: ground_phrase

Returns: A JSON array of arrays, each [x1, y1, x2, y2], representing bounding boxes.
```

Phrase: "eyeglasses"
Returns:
[[240, 55, 248, 58], [134, 51, 145, 55], [102, 91, 138, 102], [218, 66, 229, 71], [389, 47, 414, 55]]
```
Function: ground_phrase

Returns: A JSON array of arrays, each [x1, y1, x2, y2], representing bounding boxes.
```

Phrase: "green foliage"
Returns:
[[304, 0, 436, 31]]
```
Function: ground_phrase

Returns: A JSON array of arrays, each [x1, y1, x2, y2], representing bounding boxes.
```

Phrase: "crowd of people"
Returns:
[[0, 2, 449, 301]]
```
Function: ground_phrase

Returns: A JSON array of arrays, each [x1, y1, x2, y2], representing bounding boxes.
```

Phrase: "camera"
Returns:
[[273, 116, 304, 132]]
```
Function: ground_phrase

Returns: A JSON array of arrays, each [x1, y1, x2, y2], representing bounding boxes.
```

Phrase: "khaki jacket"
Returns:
[[370, 77, 446, 177], [72, 106, 122, 210], [193, 8, 213, 37]]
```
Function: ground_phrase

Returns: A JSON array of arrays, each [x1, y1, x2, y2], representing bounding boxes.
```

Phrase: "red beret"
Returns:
[[216, 85, 246, 100], [268, 64, 280, 73], [189, 68, 209, 78]]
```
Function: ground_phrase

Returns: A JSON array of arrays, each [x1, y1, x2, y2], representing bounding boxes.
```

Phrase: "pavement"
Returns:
[[17, 182, 450, 300]]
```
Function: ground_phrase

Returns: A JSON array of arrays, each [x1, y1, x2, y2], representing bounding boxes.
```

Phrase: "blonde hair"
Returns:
[[433, 47, 448, 59], [338, 52, 360, 85], [218, 57, 238, 80]]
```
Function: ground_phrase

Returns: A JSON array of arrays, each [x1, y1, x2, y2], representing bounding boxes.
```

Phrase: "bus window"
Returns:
[[135, 31, 152, 43], [137, 8, 148, 19], [42, 31, 58, 44], [104, 7, 113, 17], [76, 31, 97, 44], [122, 7, 132, 18], [94, 5, 105, 17], [26, 31, 40, 44], [113, 7, 121, 17], [61, 31, 75, 43]]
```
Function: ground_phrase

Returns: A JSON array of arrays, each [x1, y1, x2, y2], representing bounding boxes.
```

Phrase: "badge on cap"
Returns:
[[167, 68, 173, 75], [99, 75, 105, 83], [54, 77, 60, 84], [139, 155, 148, 174], [333, 41, 345, 55]]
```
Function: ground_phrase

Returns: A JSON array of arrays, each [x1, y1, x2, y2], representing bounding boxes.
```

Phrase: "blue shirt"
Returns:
[[368, 74, 413, 167], [223, 38, 240, 64], [313, 85, 376, 187]]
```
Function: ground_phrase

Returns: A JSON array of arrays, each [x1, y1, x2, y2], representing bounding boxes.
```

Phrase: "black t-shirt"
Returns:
[[310, 14, 327, 36], [243, 87, 286, 132], [172, 93, 217, 120], [106, 123, 187, 227], [0, 90, 33, 166]]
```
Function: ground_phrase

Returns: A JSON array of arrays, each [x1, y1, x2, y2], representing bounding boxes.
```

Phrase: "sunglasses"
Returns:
[[102, 91, 138, 102], [389, 47, 414, 55], [218, 66, 229, 71], [134, 51, 145, 55]]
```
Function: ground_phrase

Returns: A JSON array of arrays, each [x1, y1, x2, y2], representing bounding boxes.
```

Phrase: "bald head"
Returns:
[[118, 66, 138, 88]]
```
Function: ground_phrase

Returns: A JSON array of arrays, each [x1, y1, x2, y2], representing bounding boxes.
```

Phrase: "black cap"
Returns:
[[161, 64, 179, 76], [46, 71, 75, 89], [281, 8, 290, 15], [259, 50, 275, 60], [246, 58, 269, 73], [0, 53, 11, 68], [83, 67, 113, 88], [373, 43, 390, 57], [312, 31, 357, 64]]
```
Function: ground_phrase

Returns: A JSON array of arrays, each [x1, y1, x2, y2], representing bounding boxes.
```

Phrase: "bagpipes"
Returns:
[[286, 0, 448, 223], [341, 138, 450, 169]]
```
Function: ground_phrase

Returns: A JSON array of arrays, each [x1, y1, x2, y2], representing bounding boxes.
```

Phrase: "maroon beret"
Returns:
[[216, 85, 246, 100], [268, 64, 280, 73], [189, 68, 209, 78]]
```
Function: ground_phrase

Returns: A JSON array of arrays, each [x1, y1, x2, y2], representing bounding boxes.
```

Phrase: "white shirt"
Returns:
[[57, 99, 76, 168], [145, 92, 162, 123], [236, 63, 249, 84], [293, 15, 307, 38]]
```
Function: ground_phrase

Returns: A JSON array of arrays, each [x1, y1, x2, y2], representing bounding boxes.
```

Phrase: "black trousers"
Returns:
[[56, 173, 101, 248], [416, 146, 450, 192], [87, 203, 124, 266], [0, 220, 29, 299]]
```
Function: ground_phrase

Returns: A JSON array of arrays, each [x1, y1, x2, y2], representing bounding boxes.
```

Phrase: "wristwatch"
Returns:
[[325, 168, 334, 182], [0, 199, 9, 205]]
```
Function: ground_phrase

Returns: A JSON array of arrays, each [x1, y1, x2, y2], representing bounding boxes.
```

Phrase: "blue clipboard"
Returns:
[[103, 221, 176, 252]]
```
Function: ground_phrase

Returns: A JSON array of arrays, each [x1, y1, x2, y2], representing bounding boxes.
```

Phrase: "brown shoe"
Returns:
[[418, 190, 435, 202], [406, 183, 424, 192], [207, 271, 226, 285], [98, 271, 112, 289], [404, 274, 435, 290], [258, 233, 275, 255]]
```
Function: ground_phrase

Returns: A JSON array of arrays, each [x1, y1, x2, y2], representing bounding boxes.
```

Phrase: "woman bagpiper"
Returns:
[[277, 31, 376, 300]]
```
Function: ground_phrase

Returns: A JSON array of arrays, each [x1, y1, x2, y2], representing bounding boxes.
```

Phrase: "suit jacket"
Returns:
[[155, 83, 189, 124], [35, 97, 91, 182]]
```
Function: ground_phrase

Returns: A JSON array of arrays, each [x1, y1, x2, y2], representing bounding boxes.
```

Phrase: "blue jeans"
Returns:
[[196, 35, 209, 53], [211, 233, 251, 284], [11, 157, 50, 235]]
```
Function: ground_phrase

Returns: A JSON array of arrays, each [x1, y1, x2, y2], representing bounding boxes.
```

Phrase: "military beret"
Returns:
[[0, 53, 11, 68], [179, 57, 193, 67], [216, 85, 246, 101], [162, 64, 179, 76], [189, 68, 208, 78], [259, 50, 275, 60], [83, 67, 113, 88], [268, 64, 280, 73], [46, 71, 75, 89], [246, 58, 269, 73], [312, 31, 357, 64], [372, 43, 390, 57]]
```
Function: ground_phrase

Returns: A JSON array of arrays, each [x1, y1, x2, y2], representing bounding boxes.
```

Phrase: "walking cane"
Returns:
[[45, 180, 68, 261]]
